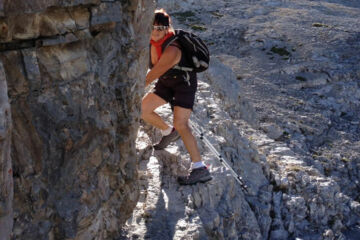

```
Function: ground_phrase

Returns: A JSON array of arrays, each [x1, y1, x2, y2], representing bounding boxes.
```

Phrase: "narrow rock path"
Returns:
[[122, 63, 359, 239], [122, 79, 266, 239]]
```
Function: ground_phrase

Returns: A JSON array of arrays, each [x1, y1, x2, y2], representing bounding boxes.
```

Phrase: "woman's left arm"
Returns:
[[146, 46, 181, 87]]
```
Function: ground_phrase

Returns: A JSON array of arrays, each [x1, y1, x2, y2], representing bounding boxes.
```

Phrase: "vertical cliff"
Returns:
[[0, 0, 155, 239], [0, 60, 12, 240]]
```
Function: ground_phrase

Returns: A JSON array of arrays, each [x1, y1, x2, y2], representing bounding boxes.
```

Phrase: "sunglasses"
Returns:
[[152, 25, 168, 31]]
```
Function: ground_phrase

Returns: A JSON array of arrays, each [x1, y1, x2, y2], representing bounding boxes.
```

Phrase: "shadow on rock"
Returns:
[[143, 150, 187, 240]]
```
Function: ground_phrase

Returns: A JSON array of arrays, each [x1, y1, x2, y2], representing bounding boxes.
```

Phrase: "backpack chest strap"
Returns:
[[173, 65, 193, 72], [172, 65, 192, 86]]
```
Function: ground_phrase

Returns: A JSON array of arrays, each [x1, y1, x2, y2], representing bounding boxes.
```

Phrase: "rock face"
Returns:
[[1, 0, 359, 239], [0, 0, 155, 239], [0, 61, 12, 240]]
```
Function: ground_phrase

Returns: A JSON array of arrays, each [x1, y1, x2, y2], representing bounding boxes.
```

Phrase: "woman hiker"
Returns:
[[141, 9, 212, 185]]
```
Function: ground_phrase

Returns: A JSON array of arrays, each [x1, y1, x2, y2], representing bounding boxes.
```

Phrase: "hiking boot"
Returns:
[[153, 128, 181, 150], [178, 166, 212, 185]]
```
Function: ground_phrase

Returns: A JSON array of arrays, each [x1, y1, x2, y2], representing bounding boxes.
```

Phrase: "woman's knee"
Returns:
[[173, 119, 189, 132], [141, 93, 166, 119]]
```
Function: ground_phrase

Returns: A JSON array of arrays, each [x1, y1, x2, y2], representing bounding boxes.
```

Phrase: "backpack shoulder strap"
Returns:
[[161, 34, 178, 52]]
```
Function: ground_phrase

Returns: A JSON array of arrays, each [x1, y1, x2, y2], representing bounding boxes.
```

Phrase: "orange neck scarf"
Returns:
[[150, 32, 174, 60]]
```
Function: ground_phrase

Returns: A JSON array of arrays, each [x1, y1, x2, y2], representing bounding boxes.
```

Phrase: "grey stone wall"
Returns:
[[0, 61, 12, 240], [0, 0, 155, 239]]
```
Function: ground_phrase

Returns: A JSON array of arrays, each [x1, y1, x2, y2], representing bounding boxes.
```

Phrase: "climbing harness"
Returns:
[[189, 119, 249, 193]]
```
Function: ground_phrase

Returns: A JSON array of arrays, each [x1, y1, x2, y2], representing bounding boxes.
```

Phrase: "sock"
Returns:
[[192, 161, 206, 169], [161, 126, 172, 136]]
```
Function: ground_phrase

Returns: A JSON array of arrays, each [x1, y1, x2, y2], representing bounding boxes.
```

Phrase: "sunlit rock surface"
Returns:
[[123, 0, 360, 239], [1, 0, 359, 239]]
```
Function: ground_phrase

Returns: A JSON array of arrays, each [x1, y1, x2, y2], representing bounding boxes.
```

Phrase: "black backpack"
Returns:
[[163, 29, 210, 73]]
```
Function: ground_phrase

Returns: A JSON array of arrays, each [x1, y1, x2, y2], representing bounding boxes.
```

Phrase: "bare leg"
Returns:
[[141, 93, 169, 130], [173, 106, 201, 163]]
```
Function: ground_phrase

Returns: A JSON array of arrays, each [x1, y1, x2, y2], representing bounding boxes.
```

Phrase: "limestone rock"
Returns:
[[1, 0, 359, 239], [204, 58, 259, 128], [0, 0, 101, 16], [125, 0, 360, 239], [0, 61, 12, 240], [0, 6, 90, 43], [0, 0, 155, 239], [260, 123, 284, 140]]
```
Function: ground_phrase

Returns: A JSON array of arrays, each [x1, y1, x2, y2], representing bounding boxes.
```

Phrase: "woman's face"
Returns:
[[151, 24, 168, 42]]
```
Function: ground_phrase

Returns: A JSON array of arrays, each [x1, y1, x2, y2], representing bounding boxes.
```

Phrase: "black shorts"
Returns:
[[154, 72, 197, 110]]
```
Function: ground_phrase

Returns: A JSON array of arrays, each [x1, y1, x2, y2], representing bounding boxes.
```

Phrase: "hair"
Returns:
[[153, 8, 171, 26]]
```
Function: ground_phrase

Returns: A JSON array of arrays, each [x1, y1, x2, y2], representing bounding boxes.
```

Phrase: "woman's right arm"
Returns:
[[146, 46, 181, 87]]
